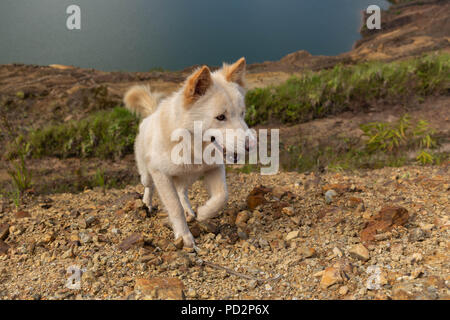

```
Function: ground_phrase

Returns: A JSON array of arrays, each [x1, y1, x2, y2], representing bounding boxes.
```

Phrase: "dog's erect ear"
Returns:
[[223, 57, 246, 87], [184, 66, 212, 106]]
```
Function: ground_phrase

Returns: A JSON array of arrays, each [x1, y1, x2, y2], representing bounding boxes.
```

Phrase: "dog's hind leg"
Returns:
[[141, 173, 154, 209], [197, 165, 228, 221]]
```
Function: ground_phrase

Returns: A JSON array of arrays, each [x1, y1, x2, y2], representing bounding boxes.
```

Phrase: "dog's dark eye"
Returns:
[[216, 114, 226, 121]]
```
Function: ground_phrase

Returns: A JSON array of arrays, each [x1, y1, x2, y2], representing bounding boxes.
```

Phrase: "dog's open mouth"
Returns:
[[210, 136, 239, 164]]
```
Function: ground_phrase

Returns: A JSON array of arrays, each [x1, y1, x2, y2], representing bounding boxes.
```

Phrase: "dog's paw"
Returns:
[[196, 206, 214, 222], [176, 232, 195, 248]]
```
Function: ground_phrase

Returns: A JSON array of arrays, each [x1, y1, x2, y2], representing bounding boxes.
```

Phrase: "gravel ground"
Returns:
[[0, 164, 448, 300]]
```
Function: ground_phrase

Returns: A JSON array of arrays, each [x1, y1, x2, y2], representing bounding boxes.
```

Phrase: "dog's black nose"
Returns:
[[211, 136, 215, 142]]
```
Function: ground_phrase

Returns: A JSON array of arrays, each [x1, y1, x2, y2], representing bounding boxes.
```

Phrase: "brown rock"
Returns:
[[320, 267, 343, 289], [246, 186, 271, 210], [0, 223, 10, 241], [247, 195, 265, 210], [135, 277, 185, 300], [189, 223, 201, 238], [361, 206, 409, 243], [235, 210, 250, 227], [347, 197, 364, 209], [39, 232, 55, 244], [282, 207, 295, 216], [322, 184, 350, 195], [0, 240, 10, 255], [348, 244, 370, 261], [14, 211, 31, 219], [119, 233, 144, 252]]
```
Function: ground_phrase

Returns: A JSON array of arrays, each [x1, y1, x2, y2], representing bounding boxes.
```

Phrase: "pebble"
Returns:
[[235, 210, 250, 227], [320, 267, 343, 289], [338, 285, 349, 296], [325, 190, 337, 204], [79, 231, 92, 244], [348, 244, 370, 261], [282, 207, 294, 216], [286, 230, 300, 241]]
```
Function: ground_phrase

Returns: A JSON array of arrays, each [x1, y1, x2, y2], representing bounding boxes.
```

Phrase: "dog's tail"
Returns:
[[124, 85, 161, 118]]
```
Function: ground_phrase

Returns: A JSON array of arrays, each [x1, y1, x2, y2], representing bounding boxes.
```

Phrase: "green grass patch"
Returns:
[[245, 53, 450, 126], [281, 115, 447, 173], [20, 107, 139, 159]]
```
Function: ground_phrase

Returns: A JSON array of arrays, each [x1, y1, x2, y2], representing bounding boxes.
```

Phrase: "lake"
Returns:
[[0, 0, 389, 72]]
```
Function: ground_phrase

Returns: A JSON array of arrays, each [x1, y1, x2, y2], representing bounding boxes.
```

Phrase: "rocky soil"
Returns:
[[0, 165, 448, 300]]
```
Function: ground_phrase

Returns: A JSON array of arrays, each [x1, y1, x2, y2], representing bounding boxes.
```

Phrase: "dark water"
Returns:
[[0, 0, 389, 72]]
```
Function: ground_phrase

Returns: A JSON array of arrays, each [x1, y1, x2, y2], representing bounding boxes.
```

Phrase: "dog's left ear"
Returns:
[[223, 57, 246, 87]]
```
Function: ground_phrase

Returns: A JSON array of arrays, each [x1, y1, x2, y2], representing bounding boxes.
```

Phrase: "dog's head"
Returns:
[[181, 57, 256, 163]]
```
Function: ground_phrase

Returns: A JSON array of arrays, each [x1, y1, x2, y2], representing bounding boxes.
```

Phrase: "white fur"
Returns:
[[124, 58, 255, 248]]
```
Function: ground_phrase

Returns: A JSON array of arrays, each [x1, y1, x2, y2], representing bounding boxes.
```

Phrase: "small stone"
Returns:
[[248, 280, 258, 289], [290, 216, 301, 225], [299, 246, 316, 258], [333, 247, 343, 258], [189, 223, 201, 238], [409, 228, 425, 242], [282, 207, 294, 216], [320, 267, 343, 289], [0, 223, 10, 241], [235, 210, 250, 227], [79, 231, 92, 244], [339, 285, 349, 296], [237, 231, 248, 240], [14, 211, 31, 219], [40, 232, 56, 244], [134, 277, 185, 300], [186, 288, 197, 298], [82, 270, 96, 283], [407, 253, 423, 264], [347, 197, 364, 209], [348, 244, 370, 261], [419, 223, 434, 232], [84, 215, 97, 228], [0, 240, 10, 255], [61, 248, 74, 259], [119, 233, 144, 251], [325, 190, 337, 204], [286, 230, 300, 241]]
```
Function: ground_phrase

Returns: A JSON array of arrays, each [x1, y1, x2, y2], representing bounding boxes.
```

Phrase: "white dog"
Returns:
[[124, 58, 256, 248]]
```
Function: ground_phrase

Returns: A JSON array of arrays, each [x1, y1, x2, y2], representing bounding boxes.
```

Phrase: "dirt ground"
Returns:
[[0, 165, 448, 300]]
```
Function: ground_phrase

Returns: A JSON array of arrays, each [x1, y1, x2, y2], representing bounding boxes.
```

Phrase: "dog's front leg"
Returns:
[[150, 170, 195, 247], [197, 165, 228, 221]]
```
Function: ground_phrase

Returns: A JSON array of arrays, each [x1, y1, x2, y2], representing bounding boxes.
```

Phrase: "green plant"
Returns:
[[93, 168, 106, 193], [360, 114, 411, 153], [416, 150, 434, 165], [245, 53, 450, 126], [19, 107, 139, 159]]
